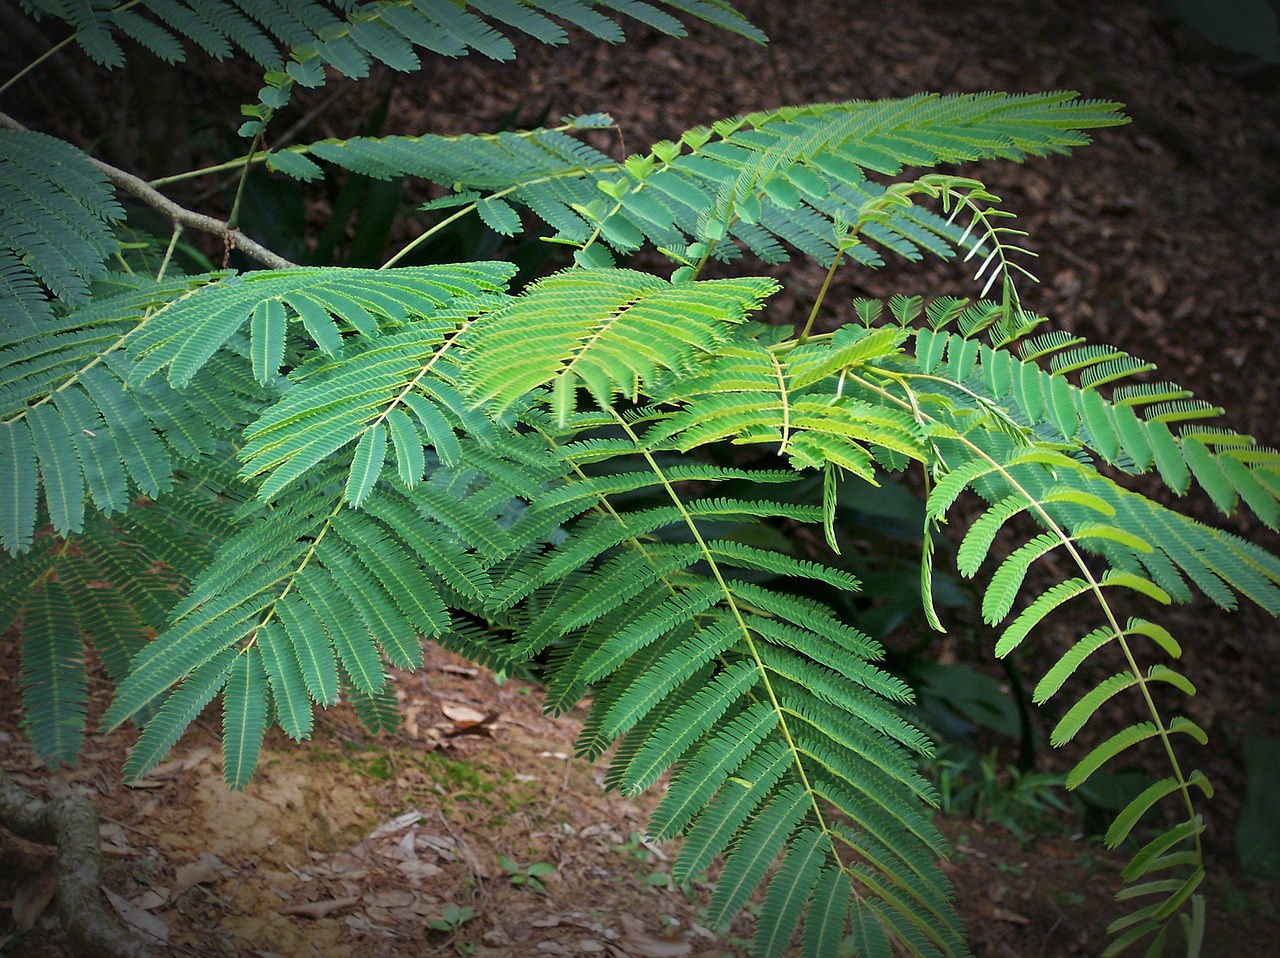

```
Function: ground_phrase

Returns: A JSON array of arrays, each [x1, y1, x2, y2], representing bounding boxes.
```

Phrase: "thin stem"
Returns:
[[796, 248, 845, 344], [0, 0, 146, 98], [381, 159, 616, 269], [149, 155, 264, 187], [155, 223, 182, 281], [226, 131, 263, 232], [381, 203, 474, 269], [0, 34, 73, 98], [688, 219, 734, 281]]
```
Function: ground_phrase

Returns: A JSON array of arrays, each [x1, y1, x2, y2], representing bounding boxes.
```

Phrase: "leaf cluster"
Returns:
[[2, 4, 1272, 957]]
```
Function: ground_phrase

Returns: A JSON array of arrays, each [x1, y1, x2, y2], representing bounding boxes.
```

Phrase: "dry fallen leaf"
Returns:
[[617, 915, 692, 957], [385, 828, 418, 861], [363, 888, 415, 909], [131, 889, 168, 911], [414, 833, 458, 861], [616, 939, 692, 958], [367, 810, 425, 839], [441, 702, 487, 725], [12, 857, 57, 930], [97, 821, 138, 856], [439, 702, 497, 736], [104, 888, 169, 944], [282, 895, 361, 919], [171, 852, 234, 899], [396, 859, 443, 881], [436, 663, 479, 677]]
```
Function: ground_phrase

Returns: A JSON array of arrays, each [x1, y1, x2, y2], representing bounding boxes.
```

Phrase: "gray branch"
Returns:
[[0, 110, 298, 271]]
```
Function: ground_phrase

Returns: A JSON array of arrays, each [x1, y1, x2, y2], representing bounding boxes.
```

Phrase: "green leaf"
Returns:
[[1107, 772, 1211, 848], [802, 867, 852, 958], [1123, 818, 1204, 883], [1181, 437, 1237, 515], [1068, 722, 1162, 789], [995, 576, 1091, 657], [20, 578, 87, 768], [257, 620, 314, 741], [706, 783, 810, 927], [26, 402, 86, 538], [753, 827, 826, 958], [347, 679, 400, 734], [222, 649, 269, 789], [1052, 672, 1143, 746], [297, 569, 385, 696], [250, 298, 286, 384], [345, 424, 387, 507], [1102, 571, 1172, 605], [274, 594, 340, 707], [122, 649, 237, 781], [399, 391, 461, 467], [1, 419, 39, 554], [1147, 421, 1191, 494], [477, 195, 521, 235], [673, 742, 790, 882], [385, 408, 425, 487]]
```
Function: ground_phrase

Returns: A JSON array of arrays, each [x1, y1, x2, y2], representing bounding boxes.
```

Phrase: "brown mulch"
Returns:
[[4, 1, 1280, 955]]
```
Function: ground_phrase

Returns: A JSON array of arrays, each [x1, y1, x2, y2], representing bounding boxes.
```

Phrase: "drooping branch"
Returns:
[[0, 111, 297, 271], [0, 767, 151, 958]]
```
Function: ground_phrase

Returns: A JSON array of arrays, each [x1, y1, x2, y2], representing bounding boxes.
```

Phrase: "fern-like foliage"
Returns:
[[0, 128, 123, 324], [486, 418, 965, 954], [264, 92, 1124, 279], [3, 15, 1270, 951], [0, 263, 518, 553], [0, 273, 272, 552], [0, 460, 247, 767], [27, 0, 763, 69], [103, 436, 559, 787], [20, 0, 763, 136]]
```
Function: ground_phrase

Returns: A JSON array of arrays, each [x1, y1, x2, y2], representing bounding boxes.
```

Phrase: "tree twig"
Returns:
[[0, 110, 298, 271]]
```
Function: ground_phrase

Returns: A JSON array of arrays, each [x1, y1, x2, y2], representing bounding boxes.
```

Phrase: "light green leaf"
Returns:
[[250, 298, 286, 384], [345, 424, 387, 507], [385, 408, 425, 487]]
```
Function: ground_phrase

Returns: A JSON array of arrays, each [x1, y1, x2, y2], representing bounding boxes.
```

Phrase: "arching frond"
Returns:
[[99, 423, 550, 781], [0, 129, 123, 324], [267, 92, 1123, 274], [0, 462, 248, 768], [910, 327, 1280, 529], [459, 268, 777, 418], [20, 1, 761, 139], [0, 275, 271, 554], [237, 321, 472, 501], [124, 263, 513, 388], [900, 404, 1266, 954], [473, 418, 964, 957]]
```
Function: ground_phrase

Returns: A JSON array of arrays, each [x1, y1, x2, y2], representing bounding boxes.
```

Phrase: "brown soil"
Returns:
[[3, 1, 1280, 956], [0, 643, 1143, 958]]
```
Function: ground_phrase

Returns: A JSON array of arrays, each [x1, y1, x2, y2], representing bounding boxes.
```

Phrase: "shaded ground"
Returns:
[[0, 644, 1142, 958], [4, 0, 1280, 955]]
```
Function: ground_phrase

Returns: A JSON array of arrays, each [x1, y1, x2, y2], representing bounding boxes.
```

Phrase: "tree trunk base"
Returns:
[[0, 767, 150, 958]]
